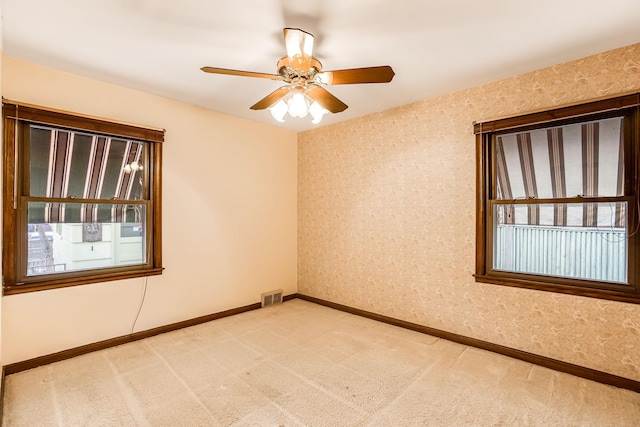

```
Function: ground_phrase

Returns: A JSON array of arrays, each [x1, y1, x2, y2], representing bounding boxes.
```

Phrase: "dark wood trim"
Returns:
[[19, 196, 149, 205], [2, 101, 164, 143], [152, 141, 163, 269], [3, 295, 298, 375], [4, 300, 266, 375], [282, 293, 298, 302], [475, 132, 488, 278], [474, 92, 640, 134], [3, 268, 165, 295], [295, 294, 640, 393], [489, 196, 630, 205], [2, 113, 17, 291], [475, 274, 640, 304]]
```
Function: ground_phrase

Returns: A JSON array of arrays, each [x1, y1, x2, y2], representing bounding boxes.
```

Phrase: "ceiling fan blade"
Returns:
[[307, 86, 348, 113], [318, 66, 395, 85], [201, 67, 280, 80], [250, 87, 290, 110], [283, 28, 314, 71]]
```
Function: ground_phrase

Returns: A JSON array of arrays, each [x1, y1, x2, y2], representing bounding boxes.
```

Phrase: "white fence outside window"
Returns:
[[494, 224, 627, 283]]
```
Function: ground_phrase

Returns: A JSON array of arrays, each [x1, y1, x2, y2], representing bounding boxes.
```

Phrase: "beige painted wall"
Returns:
[[1, 56, 298, 365], [298, 43, 640, 381]]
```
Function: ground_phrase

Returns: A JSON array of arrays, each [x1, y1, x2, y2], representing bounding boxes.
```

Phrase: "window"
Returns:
[[475, 93, 640, 303], [3, 101, 164, 294]]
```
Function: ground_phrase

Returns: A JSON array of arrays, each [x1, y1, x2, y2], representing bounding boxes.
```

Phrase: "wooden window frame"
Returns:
[[2, 101, 164, 295], [474, 93, 640, 304]]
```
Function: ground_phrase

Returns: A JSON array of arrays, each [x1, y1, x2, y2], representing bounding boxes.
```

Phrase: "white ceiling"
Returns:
[[2, 0, 639, 132]]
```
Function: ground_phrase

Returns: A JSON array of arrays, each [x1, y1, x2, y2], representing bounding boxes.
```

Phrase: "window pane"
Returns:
[[29, 126, 146, 200], [494, 117, 624, 200], [493, 202, 627, 283], [26, 202, 146, 276]]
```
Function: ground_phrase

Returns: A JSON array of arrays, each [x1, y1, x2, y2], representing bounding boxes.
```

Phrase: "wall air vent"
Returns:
[[261, 289, 284, 308]]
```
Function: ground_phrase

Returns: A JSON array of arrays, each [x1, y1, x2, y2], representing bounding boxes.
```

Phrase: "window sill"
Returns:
[[3, 267, 163, 295], [474, 273, 640, 305]]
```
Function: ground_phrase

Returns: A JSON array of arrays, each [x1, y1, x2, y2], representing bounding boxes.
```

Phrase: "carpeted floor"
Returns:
[[3, 299, 640, 426]]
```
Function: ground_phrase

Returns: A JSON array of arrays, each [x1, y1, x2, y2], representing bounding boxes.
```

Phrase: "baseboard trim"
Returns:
[[5, 295, 295, 376], [5, 292, 637, 393], [295, 293, 640, 393]]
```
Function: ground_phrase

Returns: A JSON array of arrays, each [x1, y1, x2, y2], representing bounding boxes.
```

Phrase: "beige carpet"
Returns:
[[3, 299, 640, 426]]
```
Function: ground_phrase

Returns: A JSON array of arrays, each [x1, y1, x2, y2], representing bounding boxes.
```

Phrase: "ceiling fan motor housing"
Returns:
[[277, 56, 323, 84]]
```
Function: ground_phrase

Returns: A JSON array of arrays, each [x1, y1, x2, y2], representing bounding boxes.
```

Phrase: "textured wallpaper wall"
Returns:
[[298, 43, 640, 381]]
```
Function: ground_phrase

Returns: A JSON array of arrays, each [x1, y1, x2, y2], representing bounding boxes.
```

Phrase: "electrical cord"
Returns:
[[130, 276, 148, 334]]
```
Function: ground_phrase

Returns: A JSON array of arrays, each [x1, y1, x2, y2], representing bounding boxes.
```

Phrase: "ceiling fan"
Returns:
[[201, 28, 395, 124]]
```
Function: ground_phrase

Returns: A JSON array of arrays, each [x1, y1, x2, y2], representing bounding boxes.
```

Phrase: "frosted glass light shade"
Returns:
[[284, 29, 314, 71], [267, 89, 328, 123], [309, 101, 329, 124], [269, 99, 288, 122]]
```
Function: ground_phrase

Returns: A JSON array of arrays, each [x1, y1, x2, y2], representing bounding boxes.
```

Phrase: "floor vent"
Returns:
[[261, 289, 284, 308]]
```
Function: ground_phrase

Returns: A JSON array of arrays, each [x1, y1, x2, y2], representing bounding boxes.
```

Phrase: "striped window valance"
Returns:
[[494, 116, 624, 227], [28, 126, 146, 223], [29, 202, 144, 224]]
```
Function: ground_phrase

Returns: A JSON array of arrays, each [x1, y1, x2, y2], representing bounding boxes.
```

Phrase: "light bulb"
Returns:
[[125, 161, 142, 173], [309, 101, 329, 124], [269, 99, 288, 122], [287, 92, 309, 117]]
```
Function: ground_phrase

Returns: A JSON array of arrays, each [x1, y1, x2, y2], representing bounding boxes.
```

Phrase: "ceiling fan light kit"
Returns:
[[268, 86, 329, 124], [201, 28, 395, 125]]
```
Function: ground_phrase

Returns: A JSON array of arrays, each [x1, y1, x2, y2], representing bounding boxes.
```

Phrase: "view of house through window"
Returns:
[[27, 220, 146, 276]]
